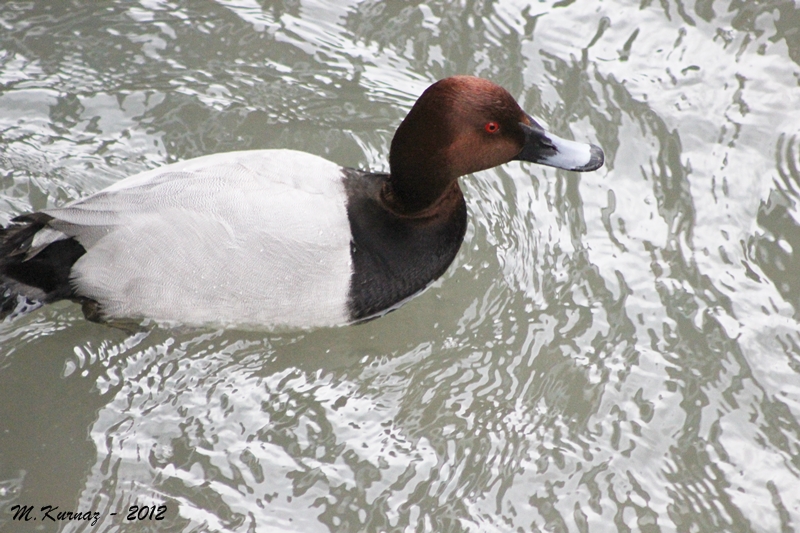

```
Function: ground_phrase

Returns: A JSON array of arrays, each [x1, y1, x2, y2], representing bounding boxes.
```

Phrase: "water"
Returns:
[[1, 0, 799, 532]]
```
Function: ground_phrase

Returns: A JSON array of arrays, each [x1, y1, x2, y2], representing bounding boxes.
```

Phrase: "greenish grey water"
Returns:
[[1, 0, 799, 532]]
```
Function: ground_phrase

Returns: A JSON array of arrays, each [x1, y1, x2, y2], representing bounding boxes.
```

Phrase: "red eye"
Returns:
[[484, 121, 500, 134]]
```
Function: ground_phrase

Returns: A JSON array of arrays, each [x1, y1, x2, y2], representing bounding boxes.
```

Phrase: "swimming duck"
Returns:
[[0, 76, 603, 328]]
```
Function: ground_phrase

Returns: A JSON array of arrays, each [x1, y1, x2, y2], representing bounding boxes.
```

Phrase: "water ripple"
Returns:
[[1, 0, 800, 532]]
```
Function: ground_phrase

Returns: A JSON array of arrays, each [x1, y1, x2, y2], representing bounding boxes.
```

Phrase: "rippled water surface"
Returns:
[[1, 0, 800, 532]]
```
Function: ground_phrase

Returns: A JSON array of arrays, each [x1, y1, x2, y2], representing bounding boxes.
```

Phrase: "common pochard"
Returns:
[[0, 76, 603, 328]]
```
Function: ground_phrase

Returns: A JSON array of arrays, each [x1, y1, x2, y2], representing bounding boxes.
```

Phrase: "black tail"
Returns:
[[1, 213, 86, 319]]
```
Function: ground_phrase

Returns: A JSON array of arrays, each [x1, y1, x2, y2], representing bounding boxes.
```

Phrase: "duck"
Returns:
[[0, 76, 603, 329]]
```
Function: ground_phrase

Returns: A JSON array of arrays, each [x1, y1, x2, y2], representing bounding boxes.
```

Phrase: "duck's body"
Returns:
[[30, 150, 356, 327], [1, 76, 603, 328]]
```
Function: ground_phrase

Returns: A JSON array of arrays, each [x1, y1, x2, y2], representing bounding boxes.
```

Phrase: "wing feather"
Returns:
[[44, 150, 353, 327]]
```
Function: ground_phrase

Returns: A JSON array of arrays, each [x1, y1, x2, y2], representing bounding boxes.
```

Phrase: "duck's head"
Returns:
[[387, 76, 604, 214]]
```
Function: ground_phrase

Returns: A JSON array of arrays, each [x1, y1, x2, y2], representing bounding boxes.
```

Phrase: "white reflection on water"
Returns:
[[70, 334, 441, 531], [1, 0, 800, 531]]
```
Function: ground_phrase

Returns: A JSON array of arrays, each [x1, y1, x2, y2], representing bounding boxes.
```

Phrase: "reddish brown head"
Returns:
[[387, 76, 603, 214], [388, 77, 528, 213]]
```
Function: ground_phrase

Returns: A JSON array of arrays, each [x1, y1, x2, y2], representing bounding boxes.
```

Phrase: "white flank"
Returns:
[[44, 150, 353, 328]]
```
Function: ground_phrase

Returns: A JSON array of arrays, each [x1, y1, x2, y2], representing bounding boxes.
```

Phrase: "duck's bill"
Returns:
[[514, 118, 604, 172]]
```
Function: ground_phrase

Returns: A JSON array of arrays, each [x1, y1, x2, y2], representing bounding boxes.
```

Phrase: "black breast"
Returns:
[[343, 168, 468, 321]]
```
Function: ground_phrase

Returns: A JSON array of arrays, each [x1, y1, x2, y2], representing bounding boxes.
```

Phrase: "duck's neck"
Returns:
[[385, 115, 457, 215], [381, 175, 462, 219], [384, 162, 456, 215]]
